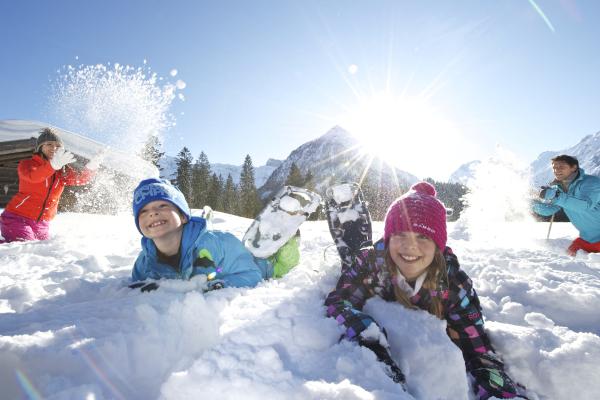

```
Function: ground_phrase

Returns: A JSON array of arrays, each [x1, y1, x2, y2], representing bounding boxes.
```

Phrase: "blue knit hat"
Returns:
[[132, 178, 192, 233]]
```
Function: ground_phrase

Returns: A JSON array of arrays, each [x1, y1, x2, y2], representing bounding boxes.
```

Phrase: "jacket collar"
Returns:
[[140, 217, 207, 278], [552, 167, 583, 190]]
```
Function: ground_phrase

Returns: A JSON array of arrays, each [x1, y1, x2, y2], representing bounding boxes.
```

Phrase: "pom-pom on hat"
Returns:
[[132, 178, 191, 233], [36, 127, 63, 153], [383, 181, 447, 250]]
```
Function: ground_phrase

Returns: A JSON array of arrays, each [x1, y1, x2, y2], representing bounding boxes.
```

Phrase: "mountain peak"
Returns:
[[265, 158, 283, 168], [258, 126, 417, 199], [320, 125, 356, 142]]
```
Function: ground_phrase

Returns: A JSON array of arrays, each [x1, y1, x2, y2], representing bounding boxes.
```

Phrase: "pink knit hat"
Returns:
[[383, 182, 447, 250]]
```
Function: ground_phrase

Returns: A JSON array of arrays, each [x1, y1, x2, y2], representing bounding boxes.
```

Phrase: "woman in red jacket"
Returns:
[[1, 128, 99, 242]]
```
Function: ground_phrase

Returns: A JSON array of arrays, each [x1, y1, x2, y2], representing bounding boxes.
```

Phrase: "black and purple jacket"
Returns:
[[325, 239, 522, 399]]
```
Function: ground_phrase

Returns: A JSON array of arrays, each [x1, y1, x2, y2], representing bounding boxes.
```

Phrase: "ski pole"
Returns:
[[546, 213, 555, 240]]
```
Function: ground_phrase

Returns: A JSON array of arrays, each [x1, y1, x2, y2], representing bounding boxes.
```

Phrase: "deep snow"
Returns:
[[1, 209, 599, 400]]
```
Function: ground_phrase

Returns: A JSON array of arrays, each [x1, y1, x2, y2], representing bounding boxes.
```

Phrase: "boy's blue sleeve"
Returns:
[[211, 232, 263, 288], [131, 254, 148, 282]]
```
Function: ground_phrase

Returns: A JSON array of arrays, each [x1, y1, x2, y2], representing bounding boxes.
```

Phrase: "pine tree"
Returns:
[[191, 151, 211, 208], [175, 147, 194, 203], [360, 173, 407, 220], [424, 178, 467, 221], [222, 173, 238, 215], [239, 154, 261, 218], [304, 169, 316, 191], [285, 162, 305, 186], [207, 173, 224, 210], [140, 135, 165, 171]]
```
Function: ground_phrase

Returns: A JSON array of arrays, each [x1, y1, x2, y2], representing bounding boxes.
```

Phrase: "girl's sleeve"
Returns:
[[324, 248, 380, 339], [211, 232, 263, 288], [62, 166, 94, 186], [17, 158, 55, 183], [445, 253, 523, 399]]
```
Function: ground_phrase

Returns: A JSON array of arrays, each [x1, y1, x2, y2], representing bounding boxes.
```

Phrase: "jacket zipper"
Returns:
[[37, 173, 57, 222]]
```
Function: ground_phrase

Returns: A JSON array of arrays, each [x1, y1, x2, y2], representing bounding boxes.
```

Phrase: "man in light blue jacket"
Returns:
[[533, 155, 600, 255], [130, 178, 298, 292]]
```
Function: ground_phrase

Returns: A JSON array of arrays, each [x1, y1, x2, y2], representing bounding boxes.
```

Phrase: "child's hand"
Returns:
[[469, 367, 527, 399], [128, 281, 159, 292], [466, 352, 528, 399], [357, 328, 406, 388], [205, 280, 225, 292]]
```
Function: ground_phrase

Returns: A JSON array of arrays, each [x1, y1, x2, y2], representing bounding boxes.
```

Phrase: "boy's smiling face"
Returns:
[[138, 200, 187, 239]]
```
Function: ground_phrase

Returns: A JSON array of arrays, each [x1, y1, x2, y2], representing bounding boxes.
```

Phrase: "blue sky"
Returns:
[[1, 0, 599, 180]]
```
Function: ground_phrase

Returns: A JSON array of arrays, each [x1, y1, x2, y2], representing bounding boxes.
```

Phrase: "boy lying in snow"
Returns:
[[129, 178, 299, 292]]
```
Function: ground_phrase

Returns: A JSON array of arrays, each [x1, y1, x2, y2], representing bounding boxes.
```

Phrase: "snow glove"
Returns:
[[50, 147, 76, 170], [128, 279, 224, 293], [539, 185, 574, 207], [357, 328, 407, 389], [467, 353, 528, 400], [128, 281, 159, 292], [539, 185, 559, 202], [205, 279, 225, 291]]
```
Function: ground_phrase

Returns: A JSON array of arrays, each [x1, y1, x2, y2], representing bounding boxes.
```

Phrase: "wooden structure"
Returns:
[[0, 137, 37, 207], [0, 119, 158, 212]]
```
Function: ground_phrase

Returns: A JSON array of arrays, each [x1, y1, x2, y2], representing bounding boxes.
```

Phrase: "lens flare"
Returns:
[[338, 92, 462, 180], [15, 369, 43, 400]]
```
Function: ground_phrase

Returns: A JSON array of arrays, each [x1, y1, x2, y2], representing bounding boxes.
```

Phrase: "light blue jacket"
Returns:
[[132, 217, 273, 288], [533, 168, 600, 242]]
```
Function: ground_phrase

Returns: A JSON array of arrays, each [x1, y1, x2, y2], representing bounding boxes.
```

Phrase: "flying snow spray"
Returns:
[[455, 146, 537, 247], [47, 62, 184, 213]]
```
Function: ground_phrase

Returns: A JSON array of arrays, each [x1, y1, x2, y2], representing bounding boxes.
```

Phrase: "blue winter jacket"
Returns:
[[533, 168, 600, 242], [132, 217, 273, 289]]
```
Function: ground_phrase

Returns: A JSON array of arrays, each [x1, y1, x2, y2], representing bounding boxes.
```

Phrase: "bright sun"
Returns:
[[339, 93, 461, 179]]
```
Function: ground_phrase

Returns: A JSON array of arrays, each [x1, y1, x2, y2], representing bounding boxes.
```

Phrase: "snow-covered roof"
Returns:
[[0, 119, 158, 179]]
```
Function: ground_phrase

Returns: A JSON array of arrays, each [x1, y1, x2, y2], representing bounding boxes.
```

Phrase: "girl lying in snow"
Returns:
[[324, 182, 527, 399]]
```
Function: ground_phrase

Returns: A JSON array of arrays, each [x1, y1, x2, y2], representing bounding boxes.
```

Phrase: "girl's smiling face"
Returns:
[[388, 231, 436, 280], [40, 141, 61, 159]]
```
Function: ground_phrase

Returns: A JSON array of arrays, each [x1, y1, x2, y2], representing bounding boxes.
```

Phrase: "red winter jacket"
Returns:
[[5, 154, 93, 222]]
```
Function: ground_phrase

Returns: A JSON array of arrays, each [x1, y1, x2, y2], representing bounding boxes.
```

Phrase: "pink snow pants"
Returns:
[[0, 210, 50, 243]]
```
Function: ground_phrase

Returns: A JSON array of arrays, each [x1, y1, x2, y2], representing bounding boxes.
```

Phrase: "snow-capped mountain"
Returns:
[[531, 130, 600, 186], [448, 160, 481, 185], [212, 159, 281, 187], [259, 126, 418, 198], [159, 156, 281, 188]]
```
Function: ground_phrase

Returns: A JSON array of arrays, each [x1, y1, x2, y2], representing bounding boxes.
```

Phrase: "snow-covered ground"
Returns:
[[1, 210, 599, 400]]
